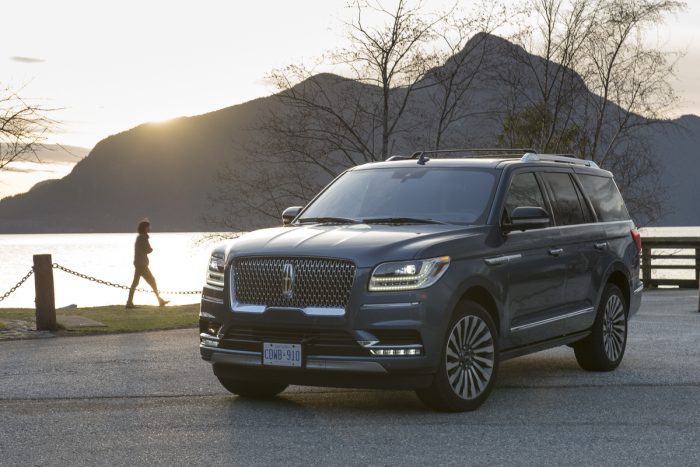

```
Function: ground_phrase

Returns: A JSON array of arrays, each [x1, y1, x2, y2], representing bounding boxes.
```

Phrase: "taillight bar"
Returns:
[[631, 229, 642, 253]]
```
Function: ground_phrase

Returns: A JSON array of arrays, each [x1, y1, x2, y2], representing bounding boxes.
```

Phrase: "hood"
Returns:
[[224, 223, 487, 268]]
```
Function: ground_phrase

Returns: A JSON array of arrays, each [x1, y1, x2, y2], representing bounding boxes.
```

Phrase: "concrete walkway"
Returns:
[[1, 290, 699, 465]]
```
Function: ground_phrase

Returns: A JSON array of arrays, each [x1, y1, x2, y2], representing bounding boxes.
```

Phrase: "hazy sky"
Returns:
[[4, 0, 700, 149]]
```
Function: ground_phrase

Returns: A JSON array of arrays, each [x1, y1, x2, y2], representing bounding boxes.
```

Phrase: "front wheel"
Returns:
[[417, 301, 499, 412], [574, 283, 628, 371], [216, 376, 288, 399]]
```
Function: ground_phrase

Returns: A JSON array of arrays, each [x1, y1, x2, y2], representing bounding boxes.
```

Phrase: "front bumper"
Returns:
[[201, 344, 434, 390], [199, 272, 455, 388]]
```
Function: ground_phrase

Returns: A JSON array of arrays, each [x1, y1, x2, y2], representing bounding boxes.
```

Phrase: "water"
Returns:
[[1, 227, 698, 308], [0, 233, 227, 308]]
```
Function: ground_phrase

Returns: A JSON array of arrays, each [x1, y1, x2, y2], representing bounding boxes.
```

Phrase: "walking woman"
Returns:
[[126, 219, 169, 308]]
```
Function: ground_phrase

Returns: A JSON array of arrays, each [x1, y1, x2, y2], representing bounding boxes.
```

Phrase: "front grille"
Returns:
[[233, 257, 356, 309], [220, 326, 367, 356]]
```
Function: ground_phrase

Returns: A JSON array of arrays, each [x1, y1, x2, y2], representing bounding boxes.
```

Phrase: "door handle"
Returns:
[[548, 248, 563, 256], [594, 242, 607, 250]]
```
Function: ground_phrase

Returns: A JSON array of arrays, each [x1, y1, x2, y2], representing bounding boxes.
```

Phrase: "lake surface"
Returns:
[[0, 233, 227, 308], [0, 227, 697, 308]]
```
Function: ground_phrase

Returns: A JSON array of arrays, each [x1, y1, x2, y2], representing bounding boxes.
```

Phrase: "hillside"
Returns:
[[0, 34, 697, 232], [0, 144, 90, 201]]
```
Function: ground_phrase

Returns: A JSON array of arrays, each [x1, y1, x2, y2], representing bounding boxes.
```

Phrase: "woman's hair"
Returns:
[[137, 220, 150, 234]]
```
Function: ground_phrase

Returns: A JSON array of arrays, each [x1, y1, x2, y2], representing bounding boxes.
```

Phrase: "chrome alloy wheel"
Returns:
[[602, 294, 626, 361], [445, 315, 495, 400]]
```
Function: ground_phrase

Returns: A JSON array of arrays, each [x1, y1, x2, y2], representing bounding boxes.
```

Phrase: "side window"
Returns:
[[577, 174, 630, 221], [542, 172, 586, 226], [503, 172, 547, 222]]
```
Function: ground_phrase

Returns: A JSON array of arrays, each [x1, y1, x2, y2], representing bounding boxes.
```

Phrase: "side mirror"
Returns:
[[282, 206, 303, 225], [503, 206, 550, 232]]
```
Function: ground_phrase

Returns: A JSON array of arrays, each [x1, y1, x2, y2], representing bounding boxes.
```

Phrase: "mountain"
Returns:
[[0, 34, 697, 233], [0, 144, 90, 201]]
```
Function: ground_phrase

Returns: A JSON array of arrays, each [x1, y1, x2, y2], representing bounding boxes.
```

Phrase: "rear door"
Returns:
[[540, 171, 602, 331]]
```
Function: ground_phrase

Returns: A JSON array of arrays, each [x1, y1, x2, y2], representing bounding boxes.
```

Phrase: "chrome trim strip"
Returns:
[[232, 303, 266, 313], [633, 284, 644, 294], [204, 347, 261, 366], [202, 295, 224, 305], [199, 311, 217, 319], [202, 347, 388, 373], [510, 307, 595, 333], [302, 307, 345, 317], [305, 358, 387, 373], [359, 343, 423, 349], [484, 254, 522, 266], [361, 302, 420, 310], [231, 302, 345, 317]]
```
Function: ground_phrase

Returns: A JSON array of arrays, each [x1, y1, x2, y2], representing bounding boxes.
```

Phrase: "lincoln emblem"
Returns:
[[282, 263, 295, 298]]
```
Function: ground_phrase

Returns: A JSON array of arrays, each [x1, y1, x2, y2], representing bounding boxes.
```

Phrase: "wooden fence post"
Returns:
[[641, 247, 652, 289], [33, 254, 56, 331]]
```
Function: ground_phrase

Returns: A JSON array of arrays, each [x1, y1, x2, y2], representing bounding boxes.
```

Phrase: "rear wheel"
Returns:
[[417, 301, 499, 412], [216, 376, 288, 398], [574, 283, 628, 371]]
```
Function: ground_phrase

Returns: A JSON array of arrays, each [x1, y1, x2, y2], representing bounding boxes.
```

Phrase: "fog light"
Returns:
[[201, 337, 219, 347]]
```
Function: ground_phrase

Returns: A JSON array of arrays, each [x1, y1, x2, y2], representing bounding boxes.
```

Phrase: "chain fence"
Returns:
[[51, 263, 201, 295], [0, 269, 34, 303], [0, 263, 200, 304]]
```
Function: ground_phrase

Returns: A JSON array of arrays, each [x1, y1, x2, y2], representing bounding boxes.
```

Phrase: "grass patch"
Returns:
[[0, 303, 199, 335], [0, 321, 6, 331]]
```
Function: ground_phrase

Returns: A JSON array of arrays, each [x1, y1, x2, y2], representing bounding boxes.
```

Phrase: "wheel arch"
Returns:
[[601, 264, 631, 312], [452, 282, 502, 336]]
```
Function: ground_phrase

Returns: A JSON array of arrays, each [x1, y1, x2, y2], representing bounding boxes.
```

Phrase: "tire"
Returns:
[[416, 301, 499, 412], [574, 283, 628, 371], [216, 376, 288, 399]]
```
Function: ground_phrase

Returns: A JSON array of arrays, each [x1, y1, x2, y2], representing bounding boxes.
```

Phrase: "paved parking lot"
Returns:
[[1, 290, 699, 466]]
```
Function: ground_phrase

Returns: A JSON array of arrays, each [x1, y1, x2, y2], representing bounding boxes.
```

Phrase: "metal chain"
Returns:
[[52, 263, 201, 295], [0, 269, 34, 303]]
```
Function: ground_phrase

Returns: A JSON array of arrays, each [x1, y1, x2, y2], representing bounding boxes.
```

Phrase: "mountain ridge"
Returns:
[[0, 34, 698, 233]]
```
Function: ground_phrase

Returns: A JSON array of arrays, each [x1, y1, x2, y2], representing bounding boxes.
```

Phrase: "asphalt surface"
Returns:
[[1, 290, 700, 466]]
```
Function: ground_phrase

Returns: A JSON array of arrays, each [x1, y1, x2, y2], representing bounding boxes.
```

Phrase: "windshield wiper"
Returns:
[[297, 216, 360, 225], [362, 217, 446, 225]]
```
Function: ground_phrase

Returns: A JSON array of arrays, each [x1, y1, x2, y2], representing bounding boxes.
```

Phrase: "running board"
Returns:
[[500, 330, 590, 361]]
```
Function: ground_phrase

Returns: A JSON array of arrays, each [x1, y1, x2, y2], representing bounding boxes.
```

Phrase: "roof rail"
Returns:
[[521, 153, 599, 168], [405, 148, 538, 165]]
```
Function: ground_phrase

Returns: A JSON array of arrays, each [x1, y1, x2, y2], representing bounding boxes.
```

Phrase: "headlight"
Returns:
[[368, 256, 450, 291], [206, 252, 225, 287]]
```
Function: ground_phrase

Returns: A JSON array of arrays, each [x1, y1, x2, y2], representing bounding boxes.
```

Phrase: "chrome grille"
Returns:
[[233, 257, 356, 309]]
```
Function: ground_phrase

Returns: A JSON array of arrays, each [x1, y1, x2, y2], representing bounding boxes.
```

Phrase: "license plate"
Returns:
[[262, 343, 302, 367]]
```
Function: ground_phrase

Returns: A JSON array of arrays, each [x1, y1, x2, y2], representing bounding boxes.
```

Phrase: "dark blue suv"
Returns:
[[199, 149, 642, 411]]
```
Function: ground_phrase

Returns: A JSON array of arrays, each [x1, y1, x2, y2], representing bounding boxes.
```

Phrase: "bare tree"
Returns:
[[497, 0, 684, 224], [1, 85, 55, 171], [421, 2, 508, 149], [211, 0, 454, 232]]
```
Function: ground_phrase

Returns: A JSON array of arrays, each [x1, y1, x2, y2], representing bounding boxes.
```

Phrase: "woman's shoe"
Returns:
[[158, 298, 170, 307]]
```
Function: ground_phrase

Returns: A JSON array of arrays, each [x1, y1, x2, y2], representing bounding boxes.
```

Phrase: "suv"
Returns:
[[199, 149, 642, 411]]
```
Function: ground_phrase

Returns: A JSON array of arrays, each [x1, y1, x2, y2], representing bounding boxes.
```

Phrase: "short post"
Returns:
[[641, 247, 652, 289], [33, 254, 57, 331]]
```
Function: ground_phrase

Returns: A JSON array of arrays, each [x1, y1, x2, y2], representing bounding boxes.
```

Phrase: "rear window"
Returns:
[[542, 172, 587, 226], [578, 174, 630, 222]]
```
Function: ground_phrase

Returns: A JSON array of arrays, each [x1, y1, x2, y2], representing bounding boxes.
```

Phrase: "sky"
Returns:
[[3, 0, 700, 151]]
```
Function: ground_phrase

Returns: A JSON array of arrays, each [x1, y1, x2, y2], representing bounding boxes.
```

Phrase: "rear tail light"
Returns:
[[631, 229, 642, 253]]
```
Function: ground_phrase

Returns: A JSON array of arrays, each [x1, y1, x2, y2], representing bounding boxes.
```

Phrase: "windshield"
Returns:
[[299, 166, 498, 225]]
